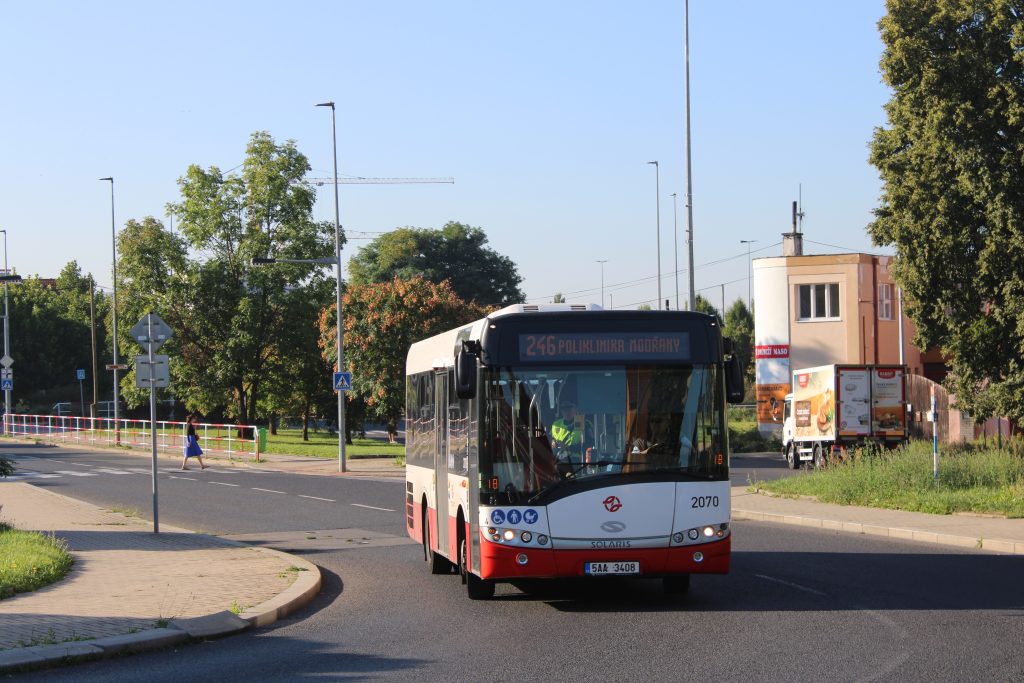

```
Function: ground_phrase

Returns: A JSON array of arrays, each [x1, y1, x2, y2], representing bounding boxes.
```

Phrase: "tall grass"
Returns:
[[752, 440, 1024, 518], [0, 523, 75, 599]]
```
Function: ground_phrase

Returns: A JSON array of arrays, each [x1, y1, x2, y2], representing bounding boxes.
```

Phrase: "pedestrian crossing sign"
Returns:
[[1, 378, 11, 391], [333, 372, 352, 392]]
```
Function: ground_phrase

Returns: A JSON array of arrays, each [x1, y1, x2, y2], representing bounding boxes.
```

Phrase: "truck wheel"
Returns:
[[785, 444, 798, 470], [813, 443, 827, 469]]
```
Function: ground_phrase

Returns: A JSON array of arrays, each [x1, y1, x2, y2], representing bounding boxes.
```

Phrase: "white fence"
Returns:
[[2, 414, 261, 459]]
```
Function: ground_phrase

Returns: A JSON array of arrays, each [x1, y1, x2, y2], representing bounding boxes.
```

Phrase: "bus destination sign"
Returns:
[[519, 332, 690, 362]]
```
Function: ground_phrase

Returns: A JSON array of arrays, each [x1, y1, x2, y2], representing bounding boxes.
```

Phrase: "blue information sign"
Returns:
[[333, 371, 353, 391]]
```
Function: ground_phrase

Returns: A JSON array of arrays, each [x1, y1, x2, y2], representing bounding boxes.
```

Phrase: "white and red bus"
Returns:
[[405, 304, 744, 599]]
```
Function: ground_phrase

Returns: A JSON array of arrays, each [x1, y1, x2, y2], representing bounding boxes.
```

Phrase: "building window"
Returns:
[[797, 283, 840, 320], [878, 283, 893, 320]]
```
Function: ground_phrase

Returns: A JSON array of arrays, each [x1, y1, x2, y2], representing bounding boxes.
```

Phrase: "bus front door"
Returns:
[[434, 370, 450, 560]]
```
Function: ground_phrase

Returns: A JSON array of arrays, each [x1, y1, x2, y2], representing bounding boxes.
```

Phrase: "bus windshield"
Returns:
[[480, 364, 727, 504]]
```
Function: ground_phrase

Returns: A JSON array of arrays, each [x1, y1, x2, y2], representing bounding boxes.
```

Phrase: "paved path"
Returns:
[[0, 482, 320, 671]]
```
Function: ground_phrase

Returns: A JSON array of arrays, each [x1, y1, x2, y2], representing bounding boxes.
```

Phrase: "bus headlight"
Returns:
[[521, 531, 532, 543], [702, 526, 715, 537], [537, 534, 549, 546], [672, 532, 684, 544], [688, 529, 699, 540], [503, 529, 516, 541]]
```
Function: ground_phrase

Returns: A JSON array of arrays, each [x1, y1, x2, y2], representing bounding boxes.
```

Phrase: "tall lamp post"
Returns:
[[684, 0, 696, 312], [670, 193, 679, 310], [1, 229, 10, 427], [740, 239, 757, 310], [316, 100, 347, 473], [100, 178, 120, 438], [647, 161, 662, 308], [596, 260, 607, 308]]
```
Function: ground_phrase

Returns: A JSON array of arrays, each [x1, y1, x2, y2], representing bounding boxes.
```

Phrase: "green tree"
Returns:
[[723, 298, 755, 384], [348, 222, 524, 307], [162, 131, 336, 422], [869, 0, 1024, 422], [693, 294, 722, 326], [325, 276, 487, 441]]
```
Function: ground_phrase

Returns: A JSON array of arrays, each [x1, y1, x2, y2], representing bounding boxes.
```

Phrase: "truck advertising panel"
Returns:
[[871, 366, 906, 437], [837, 367, 871, 437], [792, 365, 836, 440]]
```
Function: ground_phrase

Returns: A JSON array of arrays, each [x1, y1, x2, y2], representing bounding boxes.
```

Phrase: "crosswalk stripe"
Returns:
[[95, 468, 133, 475], [54, 470, 98, 477]]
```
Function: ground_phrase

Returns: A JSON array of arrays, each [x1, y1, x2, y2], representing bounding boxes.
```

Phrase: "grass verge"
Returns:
[[750, 440, 1024, 518], [263, 428, 403, 459], [0, 523, 75, 599]]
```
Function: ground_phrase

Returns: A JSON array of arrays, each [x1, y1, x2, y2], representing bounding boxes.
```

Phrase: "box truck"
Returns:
[[781, 364, 907, 469]]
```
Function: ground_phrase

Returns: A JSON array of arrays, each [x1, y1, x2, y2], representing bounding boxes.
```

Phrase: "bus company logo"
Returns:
[[523, 509, 539, 525], [602, 495, 623, 512], [601, 521, 627, 533], [506, 509, 522, 525], [490, 510, 506, 525]]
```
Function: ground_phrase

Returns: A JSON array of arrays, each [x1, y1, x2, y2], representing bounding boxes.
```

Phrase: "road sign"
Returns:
[[135, 355, 170, 388], [0, 369, 10, 380], [333, 371, 353, 392], [106, 363, 130, 371], [0, 354, 12, 368], [1, 378, 12, 391], [131, 312, 174, 351], [76, 368, 86, 381]]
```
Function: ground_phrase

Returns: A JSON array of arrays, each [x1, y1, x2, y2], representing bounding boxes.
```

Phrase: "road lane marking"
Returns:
[[209, 482, 240, 487], [68, 462, 93, 467], [169, 476, 196, 481], [351, 503, 396, 512], [54, 470, 98, 477], [252, 488, 287, 494], [298, 495, 335, 502], [95, 468, 133, 475], [754, 574, 827, 596]]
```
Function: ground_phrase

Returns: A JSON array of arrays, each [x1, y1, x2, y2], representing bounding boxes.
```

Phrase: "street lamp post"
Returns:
[[100, 178, 120, 439], [647, 161, 661, 308], [684, 0, 696, 313], [316, 101, 347, 474], [670, 193, 679, 310], [1, 229, 10, 427], [740, 239, 757, 310], [596, 260, 607, 308]]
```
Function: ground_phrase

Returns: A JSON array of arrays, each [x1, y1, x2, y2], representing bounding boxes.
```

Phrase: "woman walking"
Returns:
[[181, 415, 208, 470]]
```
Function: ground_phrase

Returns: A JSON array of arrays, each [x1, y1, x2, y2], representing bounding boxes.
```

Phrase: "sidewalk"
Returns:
[[0, 483, 320, 672], [732, 486, 1024, 555]]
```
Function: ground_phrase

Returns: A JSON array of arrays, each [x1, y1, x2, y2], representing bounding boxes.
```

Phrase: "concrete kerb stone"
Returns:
[[239, 549, 322, 628]]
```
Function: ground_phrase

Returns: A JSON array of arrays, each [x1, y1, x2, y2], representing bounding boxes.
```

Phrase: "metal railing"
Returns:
[[2, 413, 260, 460]]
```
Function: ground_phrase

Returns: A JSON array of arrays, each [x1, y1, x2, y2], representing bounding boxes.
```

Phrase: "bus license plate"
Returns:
[[584, 561, 639, 576]]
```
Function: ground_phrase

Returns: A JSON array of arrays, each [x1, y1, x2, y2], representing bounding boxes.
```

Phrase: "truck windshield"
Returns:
[[479, 364, 727, 504]]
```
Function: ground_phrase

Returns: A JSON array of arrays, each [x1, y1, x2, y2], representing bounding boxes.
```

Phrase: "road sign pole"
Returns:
[[79, 378, 85, 418], [148, 313, 160, 534]]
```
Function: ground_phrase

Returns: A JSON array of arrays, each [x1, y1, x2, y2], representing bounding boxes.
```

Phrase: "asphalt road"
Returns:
[[6, 443, 1024, 682]]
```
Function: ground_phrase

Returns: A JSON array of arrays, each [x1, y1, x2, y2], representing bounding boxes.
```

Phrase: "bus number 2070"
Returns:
[[691, 495, 719, 508]]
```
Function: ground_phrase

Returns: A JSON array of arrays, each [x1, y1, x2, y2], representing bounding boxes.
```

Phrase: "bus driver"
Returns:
[[550, 402, 584, 456]]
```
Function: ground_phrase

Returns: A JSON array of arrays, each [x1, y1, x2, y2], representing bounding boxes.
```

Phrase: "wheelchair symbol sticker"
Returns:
[[490, 510, 506, 525]]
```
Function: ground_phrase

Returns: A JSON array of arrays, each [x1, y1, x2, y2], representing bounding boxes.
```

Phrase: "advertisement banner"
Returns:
[[837, 367, 871, 436], [792, 366, 836, 440], [871, 367, 906, 436]]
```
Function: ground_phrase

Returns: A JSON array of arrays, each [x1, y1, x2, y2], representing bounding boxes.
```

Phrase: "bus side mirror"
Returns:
[[725, 353, 744, 404], [455, 348, 477, 399]]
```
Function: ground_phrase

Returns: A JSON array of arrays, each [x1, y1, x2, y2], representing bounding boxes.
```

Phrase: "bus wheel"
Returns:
[[785, 444, 798, 470], [663, 574, 691, 595], [813, 443, 826, 469], [424, 509, 453, 575], [460, 537, 495, 600]]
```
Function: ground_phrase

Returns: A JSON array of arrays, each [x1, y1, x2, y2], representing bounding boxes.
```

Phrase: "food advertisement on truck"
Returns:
[[792, 366, 835, 440], [837, 367, 871, 437], [871, 366, 906, 436]]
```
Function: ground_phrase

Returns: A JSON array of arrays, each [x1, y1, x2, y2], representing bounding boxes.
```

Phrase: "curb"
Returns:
[[0, 495, 323, 674], [732, 508, 1024, 555]]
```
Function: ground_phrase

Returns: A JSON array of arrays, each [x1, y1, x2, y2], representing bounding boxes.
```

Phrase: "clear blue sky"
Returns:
[[0, 0, 890, 312]]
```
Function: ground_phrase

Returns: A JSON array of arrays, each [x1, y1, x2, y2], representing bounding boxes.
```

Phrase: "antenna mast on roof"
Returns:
[[796, 183, 805, 233]]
